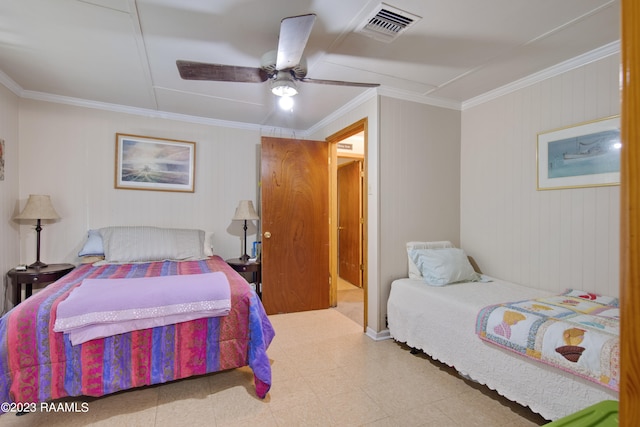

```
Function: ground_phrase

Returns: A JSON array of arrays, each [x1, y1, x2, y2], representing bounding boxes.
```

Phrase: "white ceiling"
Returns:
[[0, 0, 620, 131]]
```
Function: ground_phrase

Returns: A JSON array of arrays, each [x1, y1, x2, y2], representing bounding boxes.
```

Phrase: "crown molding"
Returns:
[[377, 87, 462, 111], [462, 41, 621, 110], [304, 88, 378, 136], [20, 90, 269, 131], [0, 70, 23, 96], [305, 86, 462, 136]]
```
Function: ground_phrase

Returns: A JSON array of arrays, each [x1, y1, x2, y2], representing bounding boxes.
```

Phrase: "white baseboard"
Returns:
[[365, 327, 391, 341]]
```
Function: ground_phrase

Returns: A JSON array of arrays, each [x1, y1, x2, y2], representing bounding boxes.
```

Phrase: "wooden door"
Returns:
[[338, 160, 362, 287], [260, 136, 329, 314]]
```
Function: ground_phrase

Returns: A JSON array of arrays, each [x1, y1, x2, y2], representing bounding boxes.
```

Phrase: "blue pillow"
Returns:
[[409, 247, 480, 286], [78, 229, 104, 257]]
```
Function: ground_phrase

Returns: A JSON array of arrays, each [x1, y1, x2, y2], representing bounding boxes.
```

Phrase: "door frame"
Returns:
[[620, 0, 640, 422], [326, 118, 368, 330]]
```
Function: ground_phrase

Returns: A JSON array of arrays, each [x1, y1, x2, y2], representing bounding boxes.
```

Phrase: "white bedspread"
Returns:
[[387, 277, 619, 421]]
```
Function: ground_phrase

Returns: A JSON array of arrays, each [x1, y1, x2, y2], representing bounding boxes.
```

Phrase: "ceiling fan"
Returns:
[[176, 14, 380, 101]]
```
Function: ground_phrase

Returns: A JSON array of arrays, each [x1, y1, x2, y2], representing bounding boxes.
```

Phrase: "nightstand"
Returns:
[[226, 258, 261, 298], [7, 263, 75, 306]]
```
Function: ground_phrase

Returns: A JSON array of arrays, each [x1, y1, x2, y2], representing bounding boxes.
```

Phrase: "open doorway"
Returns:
[[336, 156, 364, 326], [327, 119, 368, 329]]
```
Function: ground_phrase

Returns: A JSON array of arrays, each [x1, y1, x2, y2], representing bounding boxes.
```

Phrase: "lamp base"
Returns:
[[28, 260, 48, 269], [239, 254, 250, 262]]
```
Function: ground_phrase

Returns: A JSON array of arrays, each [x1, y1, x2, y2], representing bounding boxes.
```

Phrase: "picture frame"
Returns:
[[537, 116, 621, 190], [115, 133, 196, 192], [0, 139, 4, 181]]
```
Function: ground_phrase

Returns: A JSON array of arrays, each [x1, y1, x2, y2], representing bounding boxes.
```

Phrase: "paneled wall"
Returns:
[[379, 97, 462, 308], [16, 100, 261, 273], [461, 54, 621, 297], [0, 85, 20, 314]]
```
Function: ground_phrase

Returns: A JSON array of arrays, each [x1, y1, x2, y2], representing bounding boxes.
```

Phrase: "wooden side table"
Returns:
[[7, 263, 75, 306], [226, 258, 261, 298]]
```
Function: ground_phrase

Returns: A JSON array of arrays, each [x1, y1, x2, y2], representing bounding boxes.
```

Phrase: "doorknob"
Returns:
[[263, 231, 271, 239], [338, 227, 345, 230]]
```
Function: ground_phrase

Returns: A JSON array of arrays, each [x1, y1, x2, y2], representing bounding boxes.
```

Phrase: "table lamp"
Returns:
[[232, 200, 259, 262], [14, 194, 60, 268]]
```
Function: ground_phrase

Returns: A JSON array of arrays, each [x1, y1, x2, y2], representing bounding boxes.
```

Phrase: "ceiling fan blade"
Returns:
[[299, 77, 380, 88], [276, 14, 316, 71], [177, 60, 268, 82]]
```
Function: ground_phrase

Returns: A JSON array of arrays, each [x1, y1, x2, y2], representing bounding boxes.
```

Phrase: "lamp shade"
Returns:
[[232, 200, 259, 221], [15, 195, 60, 220]]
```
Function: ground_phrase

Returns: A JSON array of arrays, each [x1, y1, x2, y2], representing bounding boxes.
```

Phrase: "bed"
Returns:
[[386, 241, 618, 421], [0, 226, 274, 413]]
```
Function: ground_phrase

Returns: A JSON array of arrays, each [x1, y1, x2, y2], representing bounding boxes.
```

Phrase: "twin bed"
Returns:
[[0, 226, 274, 413], [387, 241, 619, 421]]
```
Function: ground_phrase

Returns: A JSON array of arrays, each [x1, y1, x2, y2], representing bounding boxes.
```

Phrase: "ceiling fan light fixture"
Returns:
[[270, 71, 298, 97], [278, 95, 294, 110]]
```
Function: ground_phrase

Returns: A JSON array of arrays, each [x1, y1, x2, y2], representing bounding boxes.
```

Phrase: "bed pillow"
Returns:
[[406, 241, 454, 279], [204, 231, 215, 256], [78, 229, 104, 257], [81, 228, 215, 258], [80, 255, 105, 264], [561, 289, 619, 307], [409, 247, 480, 286], [99, 226, 205, 263]]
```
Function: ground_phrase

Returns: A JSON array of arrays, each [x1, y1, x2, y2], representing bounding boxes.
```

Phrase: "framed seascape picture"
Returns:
[[537, 116, 621, 190], [115, 133, 196, 192]]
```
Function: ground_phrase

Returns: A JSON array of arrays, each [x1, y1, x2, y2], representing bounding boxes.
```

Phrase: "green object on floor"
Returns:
[[544, 400, 618, 426]]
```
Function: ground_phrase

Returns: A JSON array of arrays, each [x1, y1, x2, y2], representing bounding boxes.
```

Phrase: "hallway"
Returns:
[[333, 277, 364, 326]]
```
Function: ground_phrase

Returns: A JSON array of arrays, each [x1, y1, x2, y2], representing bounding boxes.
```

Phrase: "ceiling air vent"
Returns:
[[356, 3, 421, 42]]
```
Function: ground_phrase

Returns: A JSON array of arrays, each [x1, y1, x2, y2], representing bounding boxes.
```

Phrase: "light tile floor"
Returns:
[[0, 309, 548, 427], [335, 277, 364, 327]]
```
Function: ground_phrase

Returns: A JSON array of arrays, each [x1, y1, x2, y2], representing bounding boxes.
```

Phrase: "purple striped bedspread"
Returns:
[[0, 256, 274, 411]]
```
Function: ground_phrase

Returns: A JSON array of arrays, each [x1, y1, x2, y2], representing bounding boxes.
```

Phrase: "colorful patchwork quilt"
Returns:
[[476, 289, 619, 391]]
